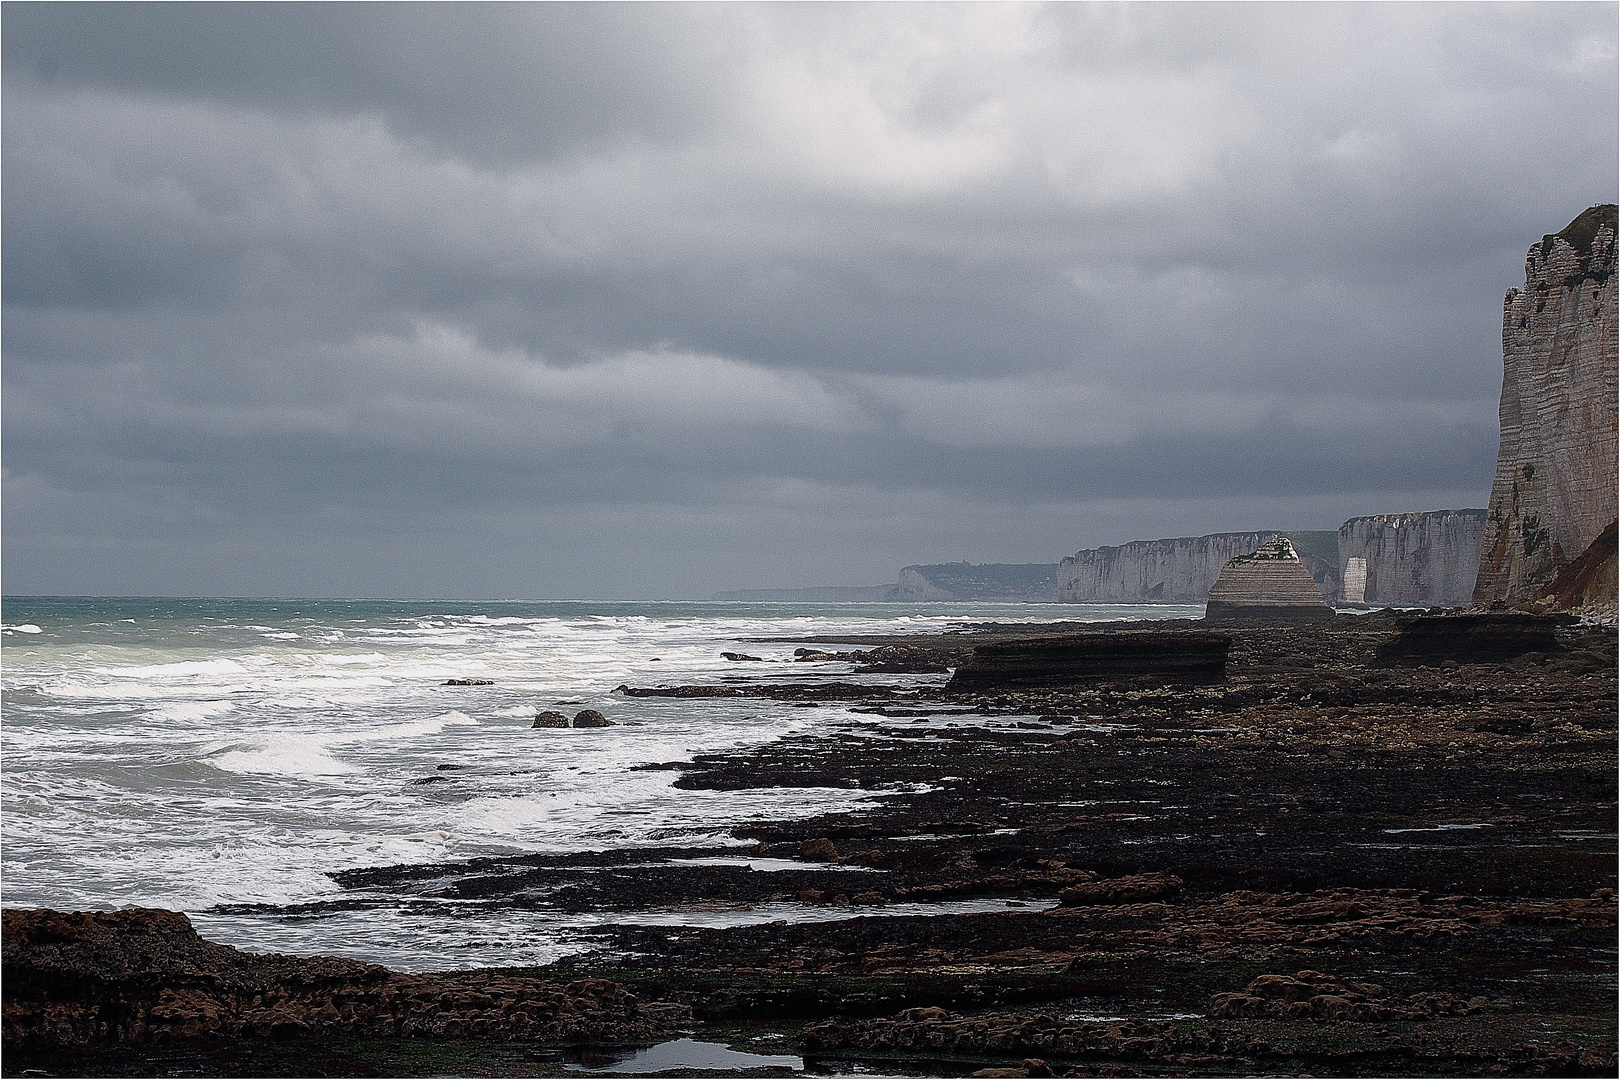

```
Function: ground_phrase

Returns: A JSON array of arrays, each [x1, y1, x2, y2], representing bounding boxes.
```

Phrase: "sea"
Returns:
[[1, 597, 1198, 971]]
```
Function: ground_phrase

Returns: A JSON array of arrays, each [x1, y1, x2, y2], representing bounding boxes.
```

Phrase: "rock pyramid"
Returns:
[[1205, 537, 1334, 623]]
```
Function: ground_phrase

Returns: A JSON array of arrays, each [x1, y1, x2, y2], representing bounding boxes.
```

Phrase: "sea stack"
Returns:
[[1473, 205, 1618, 615], [1204, 537, 1335, 623]]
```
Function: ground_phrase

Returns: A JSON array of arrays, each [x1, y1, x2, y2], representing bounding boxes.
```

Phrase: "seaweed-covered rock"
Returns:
[[1058, 872, 1182, 906], [1375, 613, 1565, 666], [573, 709, 614, 728], [533, 710, 571, 728], [1, 909, 671, 1049]]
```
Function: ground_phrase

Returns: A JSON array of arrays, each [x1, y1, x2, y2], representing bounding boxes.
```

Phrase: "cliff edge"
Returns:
[[1474, 205, 1618, 613]]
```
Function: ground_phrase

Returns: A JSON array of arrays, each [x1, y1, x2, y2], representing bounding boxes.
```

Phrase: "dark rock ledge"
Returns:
[[2, 908, 681, 1049]]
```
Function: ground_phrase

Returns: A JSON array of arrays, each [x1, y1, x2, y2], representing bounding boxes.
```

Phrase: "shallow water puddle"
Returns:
[[567, 1037, 802, 1073], [605, 896, 1057, 929]]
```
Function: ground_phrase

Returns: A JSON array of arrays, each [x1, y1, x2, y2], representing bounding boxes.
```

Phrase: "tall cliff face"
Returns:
[[1474, 205, 1619, 609], [1339, 509, 1486, 608], [1059, 532, 1285, 603]]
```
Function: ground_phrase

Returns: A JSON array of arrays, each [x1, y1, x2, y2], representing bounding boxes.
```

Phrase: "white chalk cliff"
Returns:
[[1058, 532, 1284, 604], [1338, 510, 1486, 608], [1473, 205, 1618, 609]]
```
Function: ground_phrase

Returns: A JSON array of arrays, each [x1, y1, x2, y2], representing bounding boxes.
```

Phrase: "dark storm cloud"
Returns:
[[3, 3, 1616, 597], [1, 3, 736, 163]]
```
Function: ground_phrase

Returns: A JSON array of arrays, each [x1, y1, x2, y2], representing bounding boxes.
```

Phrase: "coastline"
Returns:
[[5, 615, 1616, 1077]]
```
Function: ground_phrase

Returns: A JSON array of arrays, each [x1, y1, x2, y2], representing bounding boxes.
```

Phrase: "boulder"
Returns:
[[572, 709, 614, 728], [720, 651, 764, 662], [443, 678, 493, 686], [532, 711, 571, 728]]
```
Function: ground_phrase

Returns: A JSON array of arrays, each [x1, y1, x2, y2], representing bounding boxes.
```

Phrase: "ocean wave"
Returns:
[[2, 623, 43, 634], [92, 659, 248, 679], [145, 700, 237, 724], [206, 735, 359, 777]]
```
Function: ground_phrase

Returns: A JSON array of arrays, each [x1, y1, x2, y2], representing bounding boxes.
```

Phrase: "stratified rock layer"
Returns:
[[1475, 205, 1618, 609], [944, 631, 1230, 691], [1338, 509, 1486, 608], [1204, 538, 1335, 624]]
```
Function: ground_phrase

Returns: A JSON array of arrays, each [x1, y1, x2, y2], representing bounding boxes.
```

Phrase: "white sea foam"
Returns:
[[93, 659, 248, 679], [3, 623, 43, 634], [317, 652, 390, 666], [1, 596, 1189, 965], [146, 700, 237, 724], [207, 735, 360, 777]]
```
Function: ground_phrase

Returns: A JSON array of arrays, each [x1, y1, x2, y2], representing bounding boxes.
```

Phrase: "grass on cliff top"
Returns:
[[1550, 203, 1618, 256], [1279, 530, 1339, 566]]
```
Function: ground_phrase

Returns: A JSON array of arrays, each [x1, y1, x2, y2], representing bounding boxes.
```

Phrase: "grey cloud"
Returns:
[[2, 3, 1615, 597], [2, 3, 741, 164]]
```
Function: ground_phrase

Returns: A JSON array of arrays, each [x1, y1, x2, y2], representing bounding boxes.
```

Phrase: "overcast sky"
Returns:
[[4, 3, 1616, 599]]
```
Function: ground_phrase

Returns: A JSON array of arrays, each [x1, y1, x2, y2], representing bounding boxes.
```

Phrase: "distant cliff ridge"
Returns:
[[1059, 531, 1338, 604], [1474, 205, 1618, 611], [712, 585, 896, 602], [714, 563, 1059, 603], [896, 563, 1059, 602], [1338, 510, 1486, 608]]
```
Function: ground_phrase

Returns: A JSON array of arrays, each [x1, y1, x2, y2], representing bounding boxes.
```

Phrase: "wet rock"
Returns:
[[1058, 873, 1182, 906], [721, 652, 764, 662], [573, 710, 614, 728], [1208, 970, 1486, 1023], [800, 838, 839, 862], [791, 644, 950, 672], [533, 711, 571, 728], [443, 678, 494, 686], [855, 645, 950, 674]]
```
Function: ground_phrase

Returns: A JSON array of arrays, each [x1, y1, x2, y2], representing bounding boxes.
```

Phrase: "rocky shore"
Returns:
[[5, 615, 1615, 1077]]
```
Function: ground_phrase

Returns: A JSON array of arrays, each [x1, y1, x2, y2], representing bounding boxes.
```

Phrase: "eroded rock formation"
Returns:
[[1474, 205, 1618, 612], [1204, 538, 1334, 623], [1338, 509, 1486, 608]]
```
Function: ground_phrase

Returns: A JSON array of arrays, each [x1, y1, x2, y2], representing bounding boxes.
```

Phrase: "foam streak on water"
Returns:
[[2, 597, 1196, 968]]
